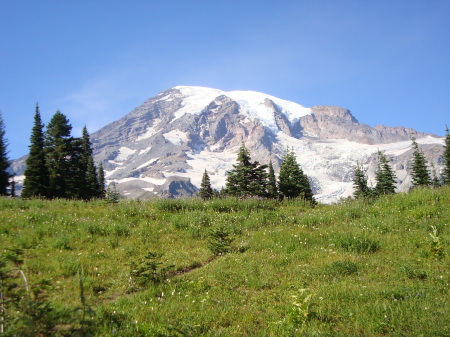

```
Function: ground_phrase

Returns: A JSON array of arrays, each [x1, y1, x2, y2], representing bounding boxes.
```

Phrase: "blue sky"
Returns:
[[1, 0, 449, 159]]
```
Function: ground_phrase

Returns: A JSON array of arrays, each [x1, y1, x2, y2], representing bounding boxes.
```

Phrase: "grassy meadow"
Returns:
[[1, 187, 449, 336]]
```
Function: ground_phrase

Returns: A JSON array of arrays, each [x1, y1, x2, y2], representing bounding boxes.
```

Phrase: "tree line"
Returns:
[[199, 143, 315, 203], [0, 107, 449, 201], [0, 105, 105, 199], [353, 129, 450, 199]]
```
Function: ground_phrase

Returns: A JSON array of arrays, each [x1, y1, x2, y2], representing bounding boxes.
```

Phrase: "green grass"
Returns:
[[1, 187, 449, 336]]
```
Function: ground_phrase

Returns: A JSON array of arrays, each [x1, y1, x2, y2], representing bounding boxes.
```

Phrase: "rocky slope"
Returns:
[[11, 86, 445, 203]]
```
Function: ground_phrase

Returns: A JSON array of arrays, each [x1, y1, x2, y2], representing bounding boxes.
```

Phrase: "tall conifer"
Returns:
[[374, 152, 396, 195], [22, 104, 50, 198], [45, 110, 72, 198], [199, 169, 213, 200], [0, 111, 11, 195], [410, 138, 431, 188], [278, 148, 314, 202], [224, 144, 269, 198], [352, 163, 371, 199], [266, 161, 279, 199], [97, 161, 106, 198], [224, 144, 256, 197], [80, 126, 99, 199], [442, 125, 450, 185]]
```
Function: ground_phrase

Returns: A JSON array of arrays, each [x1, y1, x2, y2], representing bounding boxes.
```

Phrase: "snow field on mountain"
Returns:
[[175, 86, 311, 134], [275, 133, 444, 203]]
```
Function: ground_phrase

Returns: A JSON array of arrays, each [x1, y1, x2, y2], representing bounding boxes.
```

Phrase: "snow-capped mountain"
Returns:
[[11, 86, 445, 203]]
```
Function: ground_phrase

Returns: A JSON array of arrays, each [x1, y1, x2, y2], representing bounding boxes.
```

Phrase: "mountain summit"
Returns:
[[82, 86, 442, 203]]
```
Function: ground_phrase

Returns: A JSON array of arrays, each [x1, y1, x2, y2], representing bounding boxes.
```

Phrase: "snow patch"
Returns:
[[115, 147, 136, 162], [136, 157, 159, 170], [136, 121, 161, 141], [111, 177, 166, 185], [163, 130, 188, 145]]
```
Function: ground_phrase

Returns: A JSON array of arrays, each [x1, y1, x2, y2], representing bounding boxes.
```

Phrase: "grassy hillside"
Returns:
[[1, 187, 449, 336]]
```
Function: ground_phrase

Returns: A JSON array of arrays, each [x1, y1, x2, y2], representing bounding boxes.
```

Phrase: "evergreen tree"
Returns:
[[266, 161, 279, 199], [0, 111, 11, 195], [442, 125, 450, 185], [86, 156, 100, 198], [410, 138, 431, 188], [224, 144, 257, 197], [199, 169, 213, 200], [224, 144, 270, 198], [45, 110, 73, 198], [278, 148, 314, 202], [97, 161, 106, 198], [22, 104, 50, 198], [374, 151, 396, 195], [65, 137, 85, 199], [352, 163, 371, 199], [248, 161, 269, 198], [78, 126, 99, 199]]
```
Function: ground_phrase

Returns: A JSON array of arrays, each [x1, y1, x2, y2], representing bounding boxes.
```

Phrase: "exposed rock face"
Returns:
[[10, 86, 445, 202]]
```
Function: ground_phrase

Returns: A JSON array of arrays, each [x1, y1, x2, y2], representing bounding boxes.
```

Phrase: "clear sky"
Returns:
[[1, 0, 449, 159]]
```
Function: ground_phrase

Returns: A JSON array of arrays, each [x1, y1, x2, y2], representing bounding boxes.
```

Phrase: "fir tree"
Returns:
[[79, 126, 99, 199], [65, 137, 87, 199], [442, 125, 450, 185], [248, 161, 268, 198], [45, 110, 73, 198], [266, 161, 279, 199], [97, 161, 106, 198], [374, 151, 396, 195], [0, 111, 11, 195], [410, 138, 431, 188], [199, 169, 213, 200], [224, 144, 270, 198], [224, 144, 257, 197], [86, 156, 100, 198], [278, 148, 314, 202], [22, 104, 50, 198], [352, 163, 371, 199]]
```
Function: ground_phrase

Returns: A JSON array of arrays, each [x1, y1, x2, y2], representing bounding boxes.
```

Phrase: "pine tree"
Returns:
[[278, 148, 314, 202], [266, 161, 279, 199], [352, 163, 371, 199], [410, 138, 431, 188], [45, 110, 73, 198], [0, 111, 11, 195], [442, 125, 450, 185], [199, 169, 213, 200], [22, 104, 50, 198], [374, 151, 396, 195], [97, 161, 106, 198]]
